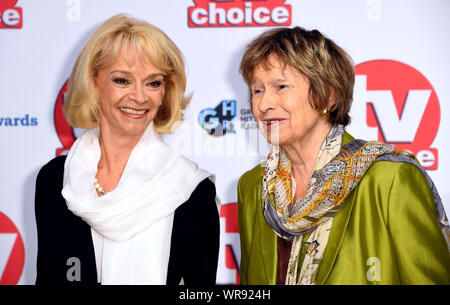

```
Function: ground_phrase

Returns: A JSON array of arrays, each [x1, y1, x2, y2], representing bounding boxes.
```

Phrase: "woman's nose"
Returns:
[[257, 91, 276, 113], [130, 84, 148, 104]]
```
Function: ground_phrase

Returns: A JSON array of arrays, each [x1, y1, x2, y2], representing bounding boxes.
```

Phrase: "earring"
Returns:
[[321, 108, 328, 118]]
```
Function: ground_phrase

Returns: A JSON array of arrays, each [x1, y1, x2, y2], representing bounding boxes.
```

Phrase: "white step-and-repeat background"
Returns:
[[1, 0, 449, 284]]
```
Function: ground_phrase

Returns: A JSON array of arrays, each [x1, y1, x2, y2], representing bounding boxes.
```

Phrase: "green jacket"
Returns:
[[237, 133, 450, 285]]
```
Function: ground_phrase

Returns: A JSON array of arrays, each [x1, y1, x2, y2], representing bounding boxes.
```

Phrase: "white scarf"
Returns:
[[62, 123, 215, 284]]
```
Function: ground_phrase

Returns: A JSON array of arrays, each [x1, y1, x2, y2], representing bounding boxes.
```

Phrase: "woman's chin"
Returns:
[[126, 125, 150, 137], [259, 126, 287, 146], [110, 122, 151, 139], [264, 134, 288, 146]]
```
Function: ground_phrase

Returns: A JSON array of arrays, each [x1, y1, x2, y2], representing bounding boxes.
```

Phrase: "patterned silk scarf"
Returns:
[[262, 125, 449, 285]]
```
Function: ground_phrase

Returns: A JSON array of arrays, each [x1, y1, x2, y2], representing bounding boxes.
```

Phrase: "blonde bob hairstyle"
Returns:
[[240, 26, 355, 126], [64, 14, 191, 133]]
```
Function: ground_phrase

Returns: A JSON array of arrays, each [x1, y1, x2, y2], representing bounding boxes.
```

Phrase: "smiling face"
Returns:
[[250, 56, 331, 146], [94, 49, 166, 141]]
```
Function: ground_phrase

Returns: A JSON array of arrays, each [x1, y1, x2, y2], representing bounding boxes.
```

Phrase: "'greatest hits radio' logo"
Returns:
[[188, 0, 291, 28], [351, 59, 440, 170], [199, 100, 237, 137]]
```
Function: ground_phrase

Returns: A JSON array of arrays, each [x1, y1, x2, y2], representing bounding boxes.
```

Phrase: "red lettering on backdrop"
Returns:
[[0, 0, 22, 29], [0, 212, 25, 284], [188, 0, 291, 28], [354, 60, 440, 170], [220, 203, 240, 285], [54, 80, 76, 156]]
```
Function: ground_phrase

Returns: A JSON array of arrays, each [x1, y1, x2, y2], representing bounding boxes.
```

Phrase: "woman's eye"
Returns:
[[113, 78, 129, 85], [147, 80, 162, 89], [279, 84, 288, 90], [252, 88, 263, 95]]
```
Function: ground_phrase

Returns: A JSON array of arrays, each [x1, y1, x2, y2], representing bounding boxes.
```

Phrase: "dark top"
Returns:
[[276, 237, 292, 285], [35, 155, 220, 285]]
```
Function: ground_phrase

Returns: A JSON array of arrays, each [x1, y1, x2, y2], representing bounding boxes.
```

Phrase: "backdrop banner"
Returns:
[[0, 0, 448, 285]]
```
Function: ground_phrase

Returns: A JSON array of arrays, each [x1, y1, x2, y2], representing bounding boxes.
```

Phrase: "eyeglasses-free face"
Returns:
[[250, 55, 331, 147], [94, 50, 166, 141]]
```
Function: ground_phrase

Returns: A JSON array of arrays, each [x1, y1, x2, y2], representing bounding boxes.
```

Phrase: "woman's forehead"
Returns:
[[101, 44, 162, 73], [116, 45, 153, 66], [251, 57, 305, 82]]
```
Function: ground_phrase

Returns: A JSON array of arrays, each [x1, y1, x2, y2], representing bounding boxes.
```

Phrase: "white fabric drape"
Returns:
[[62, 123, 215, 284]]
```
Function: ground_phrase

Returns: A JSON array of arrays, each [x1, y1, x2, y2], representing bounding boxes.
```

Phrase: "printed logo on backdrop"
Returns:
[[217, 202, 240, 285], [0, 212, 25, 284], [352, 59, 440, 170], [188, 0, 291, 27], [198, 100, 236, 136], [240, 107, 257, 129], [0, 115, 37, 127], [0, 0, 22, 28], [54, 80, 85, 156]]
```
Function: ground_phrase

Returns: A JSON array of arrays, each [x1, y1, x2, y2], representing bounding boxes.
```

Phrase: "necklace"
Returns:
[[94, 178, 109, 195]]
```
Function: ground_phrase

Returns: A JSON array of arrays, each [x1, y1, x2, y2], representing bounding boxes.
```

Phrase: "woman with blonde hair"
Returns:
[[35, 14, 220, 285]]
